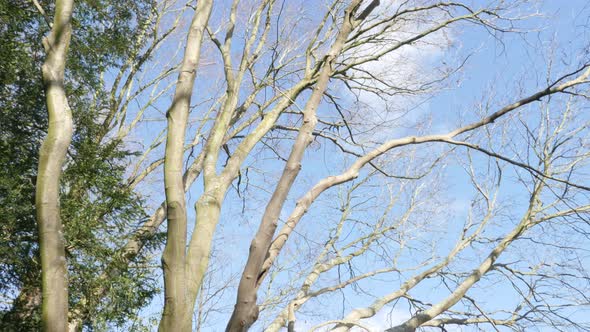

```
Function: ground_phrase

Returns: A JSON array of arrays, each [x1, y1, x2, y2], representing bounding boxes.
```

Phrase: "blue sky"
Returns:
[[107, 1, 590, 331]]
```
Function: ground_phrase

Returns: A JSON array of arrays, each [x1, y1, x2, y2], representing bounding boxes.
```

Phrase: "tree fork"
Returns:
[[225, 0, 379, 330], [159, 1, 213, 331]]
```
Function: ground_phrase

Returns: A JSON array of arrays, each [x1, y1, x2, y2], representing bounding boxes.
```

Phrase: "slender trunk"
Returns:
[[185, 190, 223, 316], [159, 1, 213, 331], [225, 2, 375, 330], [181, 86, 311, 326], [287, 303, 296, 332], [36, 0, 75, 331]]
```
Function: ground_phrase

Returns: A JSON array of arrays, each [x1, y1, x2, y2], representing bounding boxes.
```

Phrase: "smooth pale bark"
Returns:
[[36, 0, 75, 331], [182, 0, 307, 304], [183, 82, 309, 321], [183, 0, 268, 316], [159, 1, 213, 331], [185, 188, 224, 311], [67, 4, 273, 321], [287, 303, 296, 332], [68, 91, 267, 328], [225, 1, 374, 330]]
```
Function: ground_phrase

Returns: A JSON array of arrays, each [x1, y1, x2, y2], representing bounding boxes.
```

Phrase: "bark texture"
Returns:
[[159, 1, 213, 331], [36, 0, 75, 330]]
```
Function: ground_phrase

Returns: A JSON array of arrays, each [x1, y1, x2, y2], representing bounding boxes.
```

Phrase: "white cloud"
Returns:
[[338, 0, 457, 143]]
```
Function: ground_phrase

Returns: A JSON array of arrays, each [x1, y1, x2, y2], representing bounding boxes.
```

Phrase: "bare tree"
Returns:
[[226, 1, 382, 330], [110, 0, 590, 330], [261, 67, 590, 332], [19, 0, 590, 331], [326, 97, 590, 332]]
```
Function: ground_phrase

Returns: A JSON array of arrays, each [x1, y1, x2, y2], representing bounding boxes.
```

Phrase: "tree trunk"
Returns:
[[185, 190, 224, 316], [159, 1, 213, 331], [36, 0, 75, 331], [225, 1, 374, 330]]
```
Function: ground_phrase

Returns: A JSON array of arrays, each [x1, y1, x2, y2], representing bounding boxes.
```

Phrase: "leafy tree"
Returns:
[[0, 0, 160, 330]]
